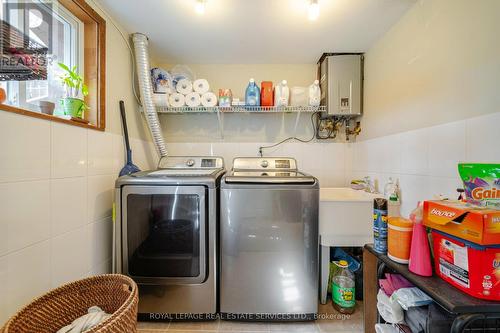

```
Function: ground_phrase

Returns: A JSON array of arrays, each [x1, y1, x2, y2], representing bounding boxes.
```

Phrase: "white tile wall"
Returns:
[[6, 241, 51, 316], [0, 112, 51, 183], [87, 175, 115, 222], [347, 112, 500, 217], [0, 180, 51, 255], [51, 122, 88, 178], [0, 111, 155, 325], [50, 226, 90, 287], [88, 130, 114, 176], [51, 177, 87, 236], [90, 217, 113, 272], [165, 141, 348, 188]]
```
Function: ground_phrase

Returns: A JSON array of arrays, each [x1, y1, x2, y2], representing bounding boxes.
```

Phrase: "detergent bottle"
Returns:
[[274, 80, 290, 107], [308, 79, 321, 106], [245, 78, 260, 107]]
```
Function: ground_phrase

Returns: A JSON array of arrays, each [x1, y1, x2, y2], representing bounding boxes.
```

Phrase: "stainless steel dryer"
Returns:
[[220, 157, 319, 320], [114, 156, 224, 319]]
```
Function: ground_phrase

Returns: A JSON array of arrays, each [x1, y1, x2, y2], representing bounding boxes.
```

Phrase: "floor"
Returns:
[[137, 300, 363, 333]]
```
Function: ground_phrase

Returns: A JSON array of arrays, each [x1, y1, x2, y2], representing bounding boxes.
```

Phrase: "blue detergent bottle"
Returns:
[[245, 78, 260, 107]]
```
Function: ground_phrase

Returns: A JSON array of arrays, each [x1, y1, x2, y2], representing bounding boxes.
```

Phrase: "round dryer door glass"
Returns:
[[123, 185, 207, 283]]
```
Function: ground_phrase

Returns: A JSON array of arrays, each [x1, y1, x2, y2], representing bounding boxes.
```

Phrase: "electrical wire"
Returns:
[[259, 112, 319, 157], [87, 0, 142, 106]]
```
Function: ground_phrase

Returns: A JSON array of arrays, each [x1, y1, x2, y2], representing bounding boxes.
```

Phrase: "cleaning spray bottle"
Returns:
[[408, 202, 432, 276]]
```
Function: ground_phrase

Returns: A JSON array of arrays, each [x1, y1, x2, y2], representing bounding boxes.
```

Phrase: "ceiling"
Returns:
[[96, 0, 416, 64]]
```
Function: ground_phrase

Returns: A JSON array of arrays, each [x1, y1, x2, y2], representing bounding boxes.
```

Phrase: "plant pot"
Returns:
[[60, 97, 85, 118], [38, 101, 55, 115]]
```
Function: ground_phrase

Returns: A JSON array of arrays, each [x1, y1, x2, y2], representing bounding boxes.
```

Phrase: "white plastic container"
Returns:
[[308, 79, 321, 106], [290, 87, 308, 106], [274, 80, 290, 107], [152, 93, 169, 107]]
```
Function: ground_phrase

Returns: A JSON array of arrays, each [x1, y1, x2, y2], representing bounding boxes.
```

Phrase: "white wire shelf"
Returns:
[[155, 105, 326, 114]]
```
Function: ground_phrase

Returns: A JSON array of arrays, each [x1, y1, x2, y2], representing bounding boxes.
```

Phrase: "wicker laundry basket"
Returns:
[[1, 274, 138, 333]]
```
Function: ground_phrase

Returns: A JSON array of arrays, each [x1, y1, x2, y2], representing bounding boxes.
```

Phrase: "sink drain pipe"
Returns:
[[131, 33, 168, 158]]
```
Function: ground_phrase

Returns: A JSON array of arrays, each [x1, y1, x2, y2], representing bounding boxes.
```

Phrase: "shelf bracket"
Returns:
[[216, 108, 224, 139], [293, 109, 302, 136]]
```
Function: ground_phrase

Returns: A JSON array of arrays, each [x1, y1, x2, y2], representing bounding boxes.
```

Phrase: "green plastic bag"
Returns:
[[458, 163, 500, 209]]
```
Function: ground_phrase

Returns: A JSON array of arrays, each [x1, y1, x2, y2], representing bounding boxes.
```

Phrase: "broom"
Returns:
[[119, 100, 141, 176]]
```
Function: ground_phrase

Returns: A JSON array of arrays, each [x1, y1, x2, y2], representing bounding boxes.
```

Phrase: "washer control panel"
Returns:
[[233, 157, 297, 171]]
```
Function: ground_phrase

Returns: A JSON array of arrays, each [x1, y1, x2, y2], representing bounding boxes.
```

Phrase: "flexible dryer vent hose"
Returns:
[[131, 33, 168, 157]]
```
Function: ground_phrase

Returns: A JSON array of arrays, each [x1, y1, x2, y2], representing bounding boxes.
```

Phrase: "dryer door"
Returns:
[[122, 185, 207, 285]]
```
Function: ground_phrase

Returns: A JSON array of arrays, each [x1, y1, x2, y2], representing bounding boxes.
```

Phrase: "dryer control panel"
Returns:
[[158, 156, 224, 169]]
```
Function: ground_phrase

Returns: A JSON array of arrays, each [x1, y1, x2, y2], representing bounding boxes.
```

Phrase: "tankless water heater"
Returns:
[[318, 53, 364, 116]]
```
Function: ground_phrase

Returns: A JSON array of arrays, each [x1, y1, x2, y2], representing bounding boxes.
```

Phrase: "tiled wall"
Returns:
[[165, 141, 348, 187], [0, 111, 156, 324], [346, 111, 500, 217]]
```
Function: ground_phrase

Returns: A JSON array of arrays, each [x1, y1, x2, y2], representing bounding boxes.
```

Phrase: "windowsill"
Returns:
[[0, 103, 104, 131]]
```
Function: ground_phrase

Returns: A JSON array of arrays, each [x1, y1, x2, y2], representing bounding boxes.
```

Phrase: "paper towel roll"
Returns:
[[176, 79, 193, 94], [185, 92, 201, 107], [153, 93, 169, 107], [168, 93, 185, 108], [201, 92, 218, 107], [193, 79, 210, 94]]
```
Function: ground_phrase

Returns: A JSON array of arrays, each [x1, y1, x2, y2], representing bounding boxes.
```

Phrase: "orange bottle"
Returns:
[[260, 81, 273, 107], [0, 87, 6, 104]]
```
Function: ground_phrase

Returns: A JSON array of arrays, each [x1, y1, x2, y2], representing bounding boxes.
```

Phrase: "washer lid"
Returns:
[[224, 170, 315, 184]]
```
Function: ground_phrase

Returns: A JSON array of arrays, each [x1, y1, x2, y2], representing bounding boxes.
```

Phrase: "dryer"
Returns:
[[114, 156, 224, 319]]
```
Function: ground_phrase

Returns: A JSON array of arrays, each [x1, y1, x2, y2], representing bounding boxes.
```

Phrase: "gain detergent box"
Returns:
[[458, 163, 500, 209]]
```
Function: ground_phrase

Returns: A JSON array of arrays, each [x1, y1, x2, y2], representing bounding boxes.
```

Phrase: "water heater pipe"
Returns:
[[131, 33, 168, 157]]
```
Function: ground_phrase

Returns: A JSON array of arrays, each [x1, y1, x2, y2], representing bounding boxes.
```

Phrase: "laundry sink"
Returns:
[[319, 187, 380, 247], [319, 187, 381, 304]]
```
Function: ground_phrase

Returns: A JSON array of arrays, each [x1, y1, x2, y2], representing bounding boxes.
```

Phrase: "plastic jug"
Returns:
[[260, 81, 273, 107], [245, 78, 260, 107], [408, 202, 433, 276], [331, 260, 356, 314], [274, 80, 289, 107], [308, 79, 321, 106]]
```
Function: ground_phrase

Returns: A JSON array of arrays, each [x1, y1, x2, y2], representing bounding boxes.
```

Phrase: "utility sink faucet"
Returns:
[[363, 176, 376, 193]]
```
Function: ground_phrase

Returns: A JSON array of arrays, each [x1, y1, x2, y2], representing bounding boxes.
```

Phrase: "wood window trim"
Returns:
[[0, 0, 106, 131]]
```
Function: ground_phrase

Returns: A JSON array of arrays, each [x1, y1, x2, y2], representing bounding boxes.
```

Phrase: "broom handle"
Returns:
[[119, 100, 131, 153]]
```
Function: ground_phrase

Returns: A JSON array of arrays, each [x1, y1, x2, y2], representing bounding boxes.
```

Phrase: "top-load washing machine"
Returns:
[[220, 157, 319, 320], [114, 156, 225, 319]]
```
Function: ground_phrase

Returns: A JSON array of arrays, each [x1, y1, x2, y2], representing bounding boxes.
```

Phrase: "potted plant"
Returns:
[[58, 63, 88, 118]]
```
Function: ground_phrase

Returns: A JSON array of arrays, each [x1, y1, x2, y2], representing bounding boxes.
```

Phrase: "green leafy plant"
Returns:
[[58, 63, 89, 118], [58, 62, 88, 100]]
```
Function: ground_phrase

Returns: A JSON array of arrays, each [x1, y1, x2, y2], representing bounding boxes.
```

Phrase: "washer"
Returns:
[[114, 156, 225, 319], [220, 157, 319, 320]]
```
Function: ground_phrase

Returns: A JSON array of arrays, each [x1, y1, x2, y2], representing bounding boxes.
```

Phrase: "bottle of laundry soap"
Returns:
[[274, 80, 290, 107], [308, 79, 321, 106], [245, 78, 260, 107]]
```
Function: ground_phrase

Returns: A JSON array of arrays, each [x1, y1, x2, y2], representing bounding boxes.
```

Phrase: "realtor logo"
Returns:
[[1, 0, 52, 81]]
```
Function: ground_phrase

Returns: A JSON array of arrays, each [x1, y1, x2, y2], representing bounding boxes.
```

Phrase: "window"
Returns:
[[0, 0, 106, 130]]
